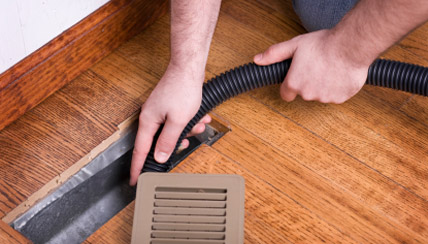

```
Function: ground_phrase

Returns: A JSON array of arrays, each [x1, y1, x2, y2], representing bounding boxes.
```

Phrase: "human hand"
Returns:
[[129, 64, 211, 186], [254, 29, 369, 104]]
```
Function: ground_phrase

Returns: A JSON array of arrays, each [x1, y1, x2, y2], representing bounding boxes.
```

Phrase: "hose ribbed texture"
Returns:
[[141, 58, 427, 172], [367, 59, 428, 96]]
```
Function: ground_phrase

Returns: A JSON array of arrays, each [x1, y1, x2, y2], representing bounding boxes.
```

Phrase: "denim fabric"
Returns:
[[292, 0, 359, 32]]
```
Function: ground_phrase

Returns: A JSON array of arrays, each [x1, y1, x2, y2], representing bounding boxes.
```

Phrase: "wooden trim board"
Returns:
[[0, 0, 168, 131]]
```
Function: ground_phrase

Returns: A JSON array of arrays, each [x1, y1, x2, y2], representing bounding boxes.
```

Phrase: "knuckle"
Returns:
[[280, 91, 292, 101], [301, 93, 315, 101], [168, 117, 187, 127], [132, 147, 148, 158], [284, 77, 299, 90], [139, 109, 152, 122], [192, 124, 205, 133], [287, 82, 299, 91], [157, 138, 176, 152], [265, 46, 276, 56]]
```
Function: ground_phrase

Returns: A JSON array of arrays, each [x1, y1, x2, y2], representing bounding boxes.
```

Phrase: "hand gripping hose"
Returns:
[[141, 58, 428, 173]]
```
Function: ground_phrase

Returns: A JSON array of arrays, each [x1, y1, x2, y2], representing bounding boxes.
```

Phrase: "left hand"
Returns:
[[254, 29, 369, 104]]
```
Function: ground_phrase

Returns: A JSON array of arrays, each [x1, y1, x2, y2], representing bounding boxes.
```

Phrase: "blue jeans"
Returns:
[[292, 0, 359, 32]]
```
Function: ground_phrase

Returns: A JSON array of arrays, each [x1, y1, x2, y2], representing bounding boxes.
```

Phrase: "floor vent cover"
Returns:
[[132, 173, 245, 244]]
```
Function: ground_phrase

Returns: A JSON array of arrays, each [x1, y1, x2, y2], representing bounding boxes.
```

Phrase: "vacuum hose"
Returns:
[[141, 58, 428, 172]]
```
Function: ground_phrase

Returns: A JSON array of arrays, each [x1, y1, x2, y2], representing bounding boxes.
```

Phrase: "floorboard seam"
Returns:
[[210, 146, 361, 244], [247, 93, 428, 204]]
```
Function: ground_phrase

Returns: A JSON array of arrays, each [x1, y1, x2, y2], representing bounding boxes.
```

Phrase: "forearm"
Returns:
[[169, 0, 221, 78], [331, 0, 428, 67]]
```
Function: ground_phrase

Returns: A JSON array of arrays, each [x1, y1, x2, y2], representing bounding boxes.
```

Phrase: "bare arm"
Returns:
[[255, 0, 428, 103], [130, 0, 221, 185], [170, 0, 221, 73], [334, 0, 428, 67]]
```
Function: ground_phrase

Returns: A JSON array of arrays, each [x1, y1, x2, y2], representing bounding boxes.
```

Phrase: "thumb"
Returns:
[[154, 119, 185, 163], [254, 38, 298, 66]]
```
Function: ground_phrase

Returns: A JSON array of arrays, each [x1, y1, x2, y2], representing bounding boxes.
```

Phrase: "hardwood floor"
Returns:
[[1, 0, 427, 243], [0, 220, 31, 244]]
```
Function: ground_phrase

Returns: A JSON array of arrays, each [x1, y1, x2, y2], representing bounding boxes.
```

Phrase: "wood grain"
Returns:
[[1, 0, 427, 242], [0, 0, 168, 131], [399, 23, 428, 61], [213, 94, 428, 240], [249, 87, 428, 198], [400, 96, 428, 126], [0, 220, 31, 244]]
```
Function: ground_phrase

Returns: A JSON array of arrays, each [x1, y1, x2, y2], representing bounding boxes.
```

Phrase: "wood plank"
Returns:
[[213, 121, 427, 243], [0, 181, 26, 221], [0, 0, 168, 131], [400, 96, 428, 126], [90, 52, 157, 100], [249, 86, 428, 199], [221, 0, 305, 43], [0, 220, 31, 244], [212, 94, 428, 238], [0, 73, 120, 218], [399, 23, 428, 61]]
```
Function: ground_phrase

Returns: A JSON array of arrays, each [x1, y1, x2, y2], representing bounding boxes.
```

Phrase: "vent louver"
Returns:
[[132, 173, 245, 244]]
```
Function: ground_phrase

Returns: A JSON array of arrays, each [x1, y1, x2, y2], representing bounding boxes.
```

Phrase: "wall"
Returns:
[[0, 0, 109, 74]]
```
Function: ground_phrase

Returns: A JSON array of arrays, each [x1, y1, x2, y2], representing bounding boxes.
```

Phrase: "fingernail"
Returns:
[[155, 151, 169, 163], [254, 54, 262, 62]]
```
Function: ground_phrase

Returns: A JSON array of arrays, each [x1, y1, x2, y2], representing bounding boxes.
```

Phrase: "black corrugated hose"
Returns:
[[141, 58, 428, 173]]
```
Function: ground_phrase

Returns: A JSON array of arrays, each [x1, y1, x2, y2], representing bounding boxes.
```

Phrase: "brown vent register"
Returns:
[[131, 173, 245, 244]]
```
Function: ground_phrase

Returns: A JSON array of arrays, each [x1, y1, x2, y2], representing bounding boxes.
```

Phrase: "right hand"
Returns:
[[129, 63, 211, 186]]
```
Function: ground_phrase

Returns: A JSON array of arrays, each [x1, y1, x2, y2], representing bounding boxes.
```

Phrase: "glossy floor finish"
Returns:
[[1, 0, 428, 243]]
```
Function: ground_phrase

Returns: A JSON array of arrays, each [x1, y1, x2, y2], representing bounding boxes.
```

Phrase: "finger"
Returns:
[[280, 68, 298, 102], [130, 118, 160, 186], [187, 114, 212, 137], [254, 38, 298, 66], [177, 139, 190, 152], [200, 114, 212, 124], [188, 123, 206, 137], [154, 118, 185, 163], [280, 84, 298, 102]]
